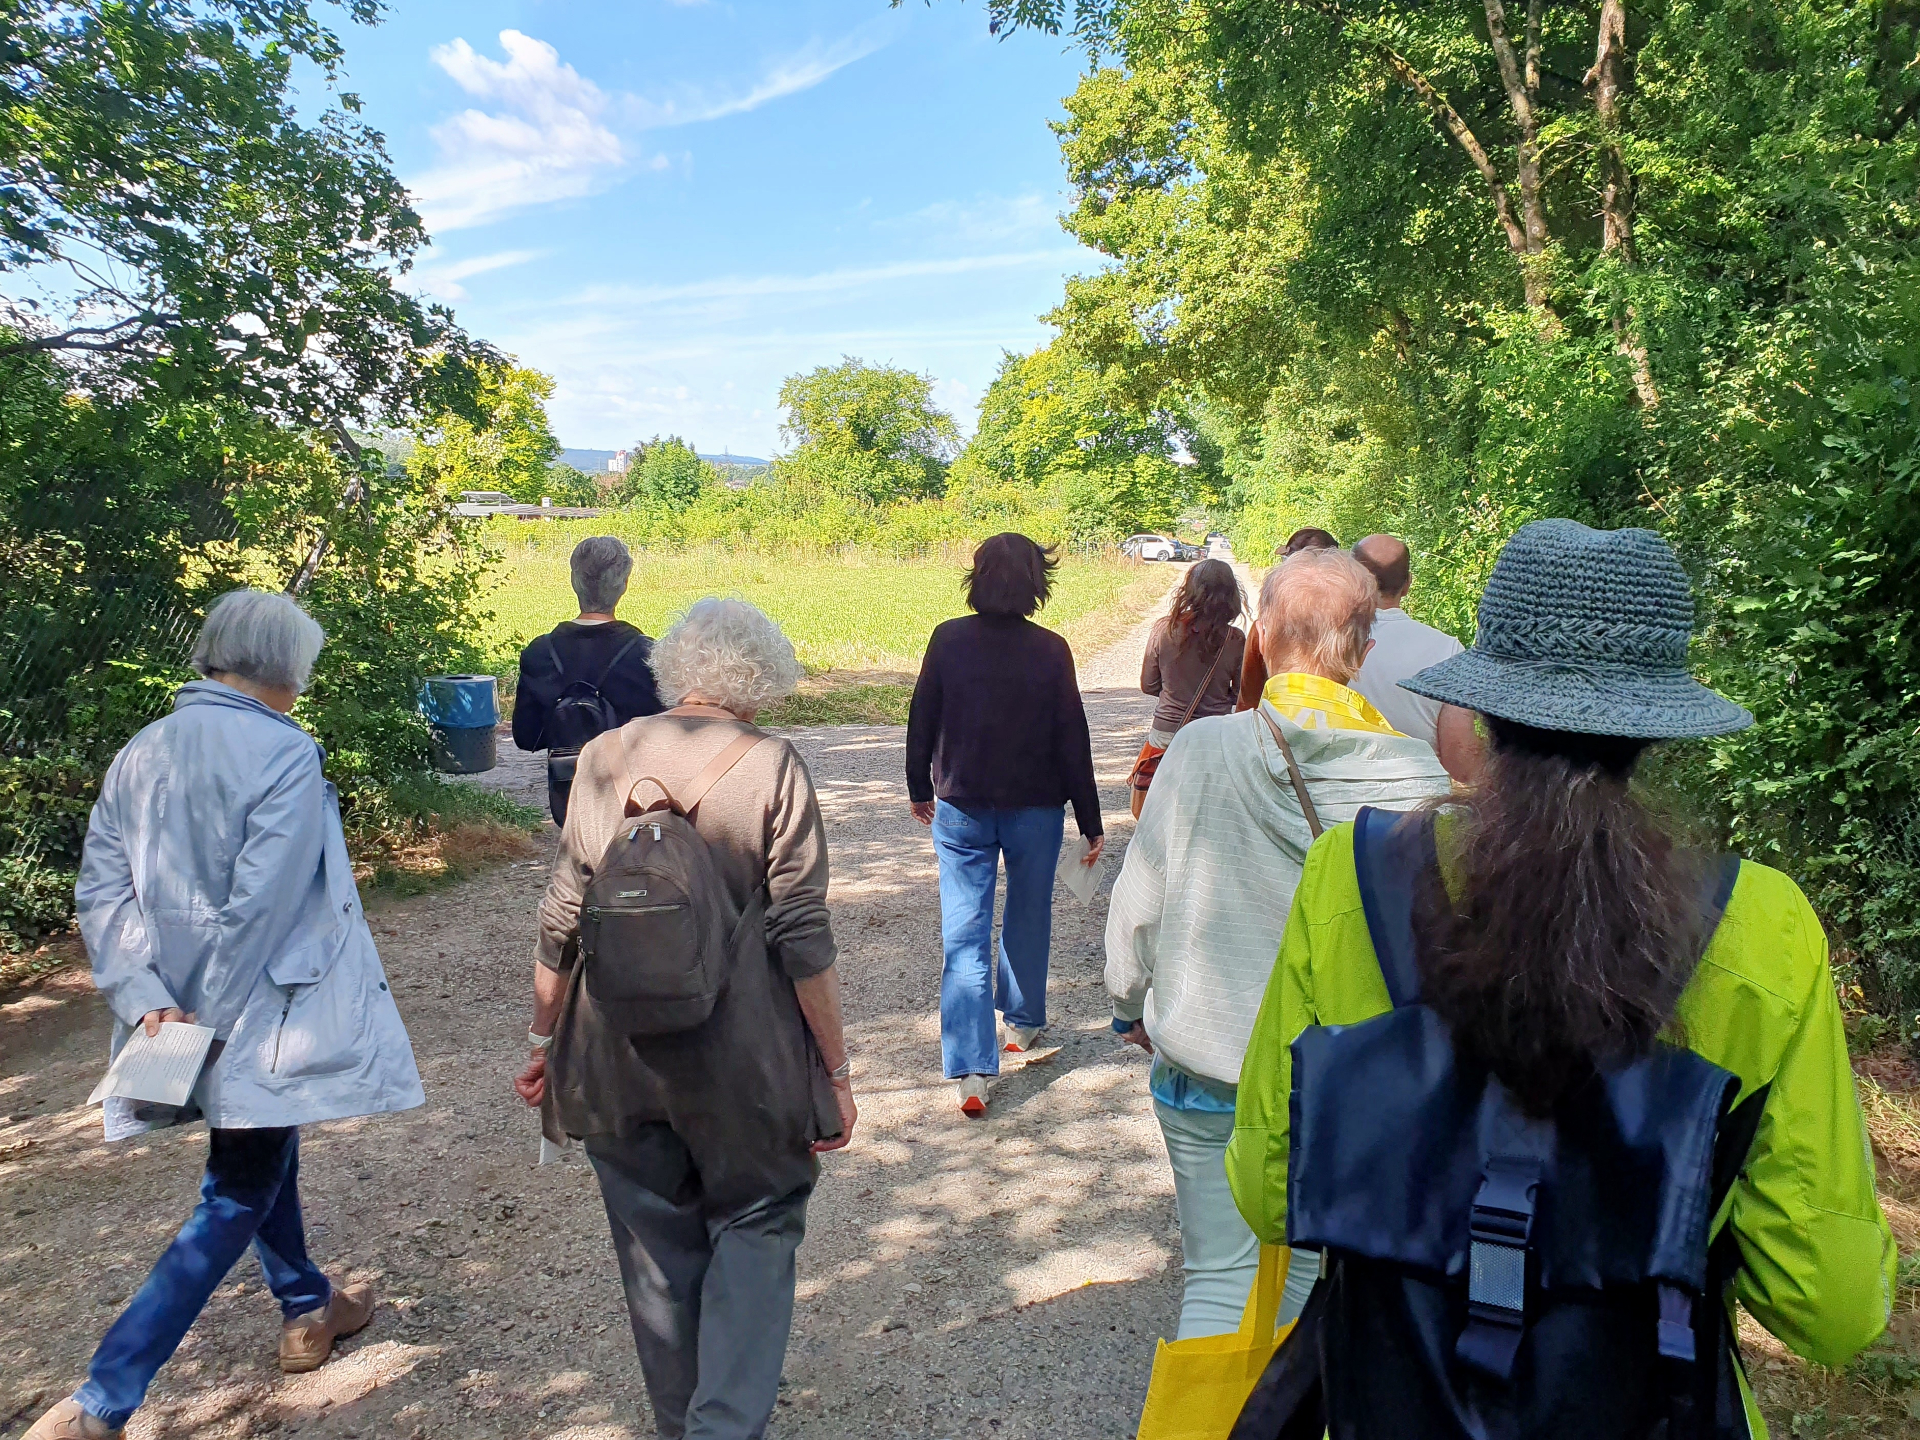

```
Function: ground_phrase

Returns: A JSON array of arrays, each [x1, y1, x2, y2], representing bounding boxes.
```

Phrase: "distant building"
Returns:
[[608, 449, 632, 474]]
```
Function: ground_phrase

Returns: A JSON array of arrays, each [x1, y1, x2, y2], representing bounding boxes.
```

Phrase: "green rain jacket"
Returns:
[[1225, 820, 1896, 1436]]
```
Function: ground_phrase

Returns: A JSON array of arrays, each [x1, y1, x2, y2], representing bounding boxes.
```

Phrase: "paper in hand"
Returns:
[[89, 1022, 216, 1109], [1059, 835, 1106, 907]]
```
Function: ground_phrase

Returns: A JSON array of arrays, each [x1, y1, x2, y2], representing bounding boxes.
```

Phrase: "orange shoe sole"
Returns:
[[960, 1095, 987, 1116]]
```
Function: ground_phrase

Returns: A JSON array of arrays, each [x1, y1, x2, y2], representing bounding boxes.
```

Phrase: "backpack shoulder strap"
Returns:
[[593, 632, 643, 691], [1257, 706, 1325, 838], [626, 728, 768, 818], [1352, 804, 1440, 1009], [543, 634, 566, 677]]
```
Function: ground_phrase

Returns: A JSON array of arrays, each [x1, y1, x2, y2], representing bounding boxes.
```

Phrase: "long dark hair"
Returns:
[[964, 532, 1058, 617], [1167, 558, 1244, 656], [1413, 717, 1713, 1114]]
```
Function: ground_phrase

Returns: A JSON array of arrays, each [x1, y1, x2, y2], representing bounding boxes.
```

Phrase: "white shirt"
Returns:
[[1350, 606, 1464, 747]]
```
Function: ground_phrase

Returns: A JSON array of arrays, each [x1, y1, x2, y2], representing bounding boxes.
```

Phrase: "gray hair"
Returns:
[[1258, 547, 1378, 682], [571, 536, 633, 614], [190, 589, 326, 693], [650, 598, 803, 713]]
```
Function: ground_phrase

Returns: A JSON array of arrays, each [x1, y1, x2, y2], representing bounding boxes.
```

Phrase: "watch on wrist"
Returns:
[[528, 1029, 553, 1051], [828, 1058, 852, 1081]]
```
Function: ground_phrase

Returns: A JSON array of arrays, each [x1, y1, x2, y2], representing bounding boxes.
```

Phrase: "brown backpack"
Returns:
[[578, 730, 766, 1036]]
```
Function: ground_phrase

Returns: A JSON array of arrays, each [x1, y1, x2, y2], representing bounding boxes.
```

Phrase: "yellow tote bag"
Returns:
[[1136, 1244, 1293, 1440]]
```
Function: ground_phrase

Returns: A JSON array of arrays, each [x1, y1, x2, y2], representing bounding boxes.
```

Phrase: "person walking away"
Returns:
[[515, 598, 855, 1440], [906, 533, 1104, 1117], [1107, 549, 1450, 1340], [1226, 521, 1894, 1439], [1348, 533, 1483, 784], [1131, 558, 1245, 817], [28, 591, 424, 1440], [1236, 528, 1341, 713], [513, 535, 664, 826]]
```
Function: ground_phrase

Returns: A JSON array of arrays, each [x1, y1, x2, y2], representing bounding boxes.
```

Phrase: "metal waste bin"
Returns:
[[420, 674, 499, 774]]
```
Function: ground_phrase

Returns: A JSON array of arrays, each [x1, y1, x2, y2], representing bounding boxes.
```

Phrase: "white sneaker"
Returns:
[[1002, 1024, 1044, 1053], [956, 1075, 989, 1116]]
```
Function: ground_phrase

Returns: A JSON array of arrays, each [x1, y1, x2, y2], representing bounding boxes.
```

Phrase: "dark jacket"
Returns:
[[511, 619, 663, 752], [906, 614, 1103, 838]]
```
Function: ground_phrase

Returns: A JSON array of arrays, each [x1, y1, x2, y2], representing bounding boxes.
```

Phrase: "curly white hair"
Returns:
[[649, 597, 803, 713]]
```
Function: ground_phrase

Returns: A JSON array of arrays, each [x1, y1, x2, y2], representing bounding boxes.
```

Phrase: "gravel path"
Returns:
[[0, 570, 1241, 1440]]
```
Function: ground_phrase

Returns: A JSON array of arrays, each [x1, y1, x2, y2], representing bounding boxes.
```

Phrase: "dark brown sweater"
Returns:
[[1141, 618, 1244, 731]]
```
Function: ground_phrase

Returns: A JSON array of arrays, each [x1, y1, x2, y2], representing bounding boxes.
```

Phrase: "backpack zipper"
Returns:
[[585, 902, 682, 920]]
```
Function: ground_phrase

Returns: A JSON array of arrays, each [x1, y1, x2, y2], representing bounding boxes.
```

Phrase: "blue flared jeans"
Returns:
[[73, 1126, 331, 1429], [932, 800, 1065, 1079]]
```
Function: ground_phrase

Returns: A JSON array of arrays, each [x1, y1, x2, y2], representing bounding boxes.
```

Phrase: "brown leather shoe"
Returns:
[[22, 1399, 121, 1440], [279, 1279, 375, 1374]]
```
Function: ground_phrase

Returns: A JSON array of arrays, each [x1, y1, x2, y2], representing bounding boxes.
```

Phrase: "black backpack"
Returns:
[[544, 631, 642, 787], [577, 729, 766, 1036], [1233, 805, 1762, 1440]]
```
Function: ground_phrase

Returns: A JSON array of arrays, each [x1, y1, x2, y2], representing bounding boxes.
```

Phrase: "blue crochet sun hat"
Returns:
[[1401, 519, 1752, 740]]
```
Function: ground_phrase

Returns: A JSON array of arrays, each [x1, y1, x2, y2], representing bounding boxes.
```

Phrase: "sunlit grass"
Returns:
[[476, 524, 1160, 676]]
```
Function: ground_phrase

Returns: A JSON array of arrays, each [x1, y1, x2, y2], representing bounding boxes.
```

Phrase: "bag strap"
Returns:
[[626, 729, 767, 819], [1257, 706, 1325, 840], [1352, 805, 1440, 1009], [592, 632, 643, 692]]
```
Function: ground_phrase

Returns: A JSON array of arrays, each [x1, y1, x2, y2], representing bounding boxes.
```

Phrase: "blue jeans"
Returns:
[[74, 1127, 331, 1429], [932, 801, 1065, 1078]]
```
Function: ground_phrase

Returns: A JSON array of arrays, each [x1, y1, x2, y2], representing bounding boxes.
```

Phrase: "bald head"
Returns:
[[1258, 548, 1379, 683], [1353, 534, 1411, 603]]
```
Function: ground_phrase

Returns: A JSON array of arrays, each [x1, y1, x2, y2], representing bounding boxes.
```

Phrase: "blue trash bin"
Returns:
[[420, 675, 499, 774]]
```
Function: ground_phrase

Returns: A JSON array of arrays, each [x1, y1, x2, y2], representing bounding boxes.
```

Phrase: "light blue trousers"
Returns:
[[1154, 1100, 1320, 1339]]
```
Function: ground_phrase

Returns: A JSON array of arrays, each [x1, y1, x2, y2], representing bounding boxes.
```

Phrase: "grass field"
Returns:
[[478, 522, 1165, 677]]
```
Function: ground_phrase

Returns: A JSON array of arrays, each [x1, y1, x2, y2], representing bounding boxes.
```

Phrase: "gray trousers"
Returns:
[[585, 1129, 812, 1440]]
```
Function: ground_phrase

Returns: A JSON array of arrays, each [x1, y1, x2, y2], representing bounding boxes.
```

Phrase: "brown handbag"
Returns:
[[1129, 640, 1231, 819]]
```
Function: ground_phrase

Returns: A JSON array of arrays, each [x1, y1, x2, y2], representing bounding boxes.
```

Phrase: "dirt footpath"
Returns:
[[0, 578, 1231, 1440]]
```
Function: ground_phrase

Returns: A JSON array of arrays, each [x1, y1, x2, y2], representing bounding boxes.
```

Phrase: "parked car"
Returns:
[[1122, 534, 1178, 561], [1172, 540, 1206, 561]]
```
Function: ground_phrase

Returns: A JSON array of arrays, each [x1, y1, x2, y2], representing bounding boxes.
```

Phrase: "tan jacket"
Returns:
[[536, 711, 838, 1206]]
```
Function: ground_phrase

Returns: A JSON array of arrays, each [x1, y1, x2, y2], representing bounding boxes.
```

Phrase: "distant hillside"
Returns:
[[560, 447, 771, 473]]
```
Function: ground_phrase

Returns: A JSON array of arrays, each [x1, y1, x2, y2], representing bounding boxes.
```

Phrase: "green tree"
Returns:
[[956, 341, 1197, 538], [406, 360, 561, 505], [615, 436, 716, 511], [775, 357, 960, 504]]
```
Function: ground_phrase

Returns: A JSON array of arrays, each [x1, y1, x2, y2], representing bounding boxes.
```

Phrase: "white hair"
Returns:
[[190, 589, 326, 693], [571, 535, 633, 614], [649, 598, 803, 713], [1258, 547, 1378, 681]]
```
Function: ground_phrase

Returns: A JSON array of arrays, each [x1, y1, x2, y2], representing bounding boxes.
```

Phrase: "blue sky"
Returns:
[[326, 1, 1097, 455]]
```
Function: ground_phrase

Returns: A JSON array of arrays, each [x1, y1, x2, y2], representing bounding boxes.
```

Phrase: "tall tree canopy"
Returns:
[[776, 357, 961, 504], [0, 0, 490, 428], [944, 0, 1920, 1009]]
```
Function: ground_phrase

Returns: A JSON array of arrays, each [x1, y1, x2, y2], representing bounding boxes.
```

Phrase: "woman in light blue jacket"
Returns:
[[26, 590, 423, 1440]]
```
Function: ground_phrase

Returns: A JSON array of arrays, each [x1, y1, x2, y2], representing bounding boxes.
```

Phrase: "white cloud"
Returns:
[[571, 249, 1086, 309], [625, 28, 887, 129], [886, 193, 1061, 245], [407, 26, 886, 234], [410, 248, 543, 301], [410, 32, 623, 233]]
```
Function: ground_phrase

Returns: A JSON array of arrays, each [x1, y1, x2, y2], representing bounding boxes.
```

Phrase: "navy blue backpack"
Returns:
[[1232, 806, 1763, 1440]]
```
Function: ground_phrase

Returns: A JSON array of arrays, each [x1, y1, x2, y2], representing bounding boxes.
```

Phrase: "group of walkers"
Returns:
[[30, 520, 1898, 1440]]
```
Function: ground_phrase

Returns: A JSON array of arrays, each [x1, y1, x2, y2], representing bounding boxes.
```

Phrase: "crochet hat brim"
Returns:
[[1401, 648, 1752, 741]]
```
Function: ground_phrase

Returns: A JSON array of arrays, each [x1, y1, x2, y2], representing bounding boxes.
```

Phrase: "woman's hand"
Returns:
[[513, 1050, 547, 1108], [910, 800, 935, 825], [1120, 1021, 1154, 1055], [811, 1077, 858, 1153], [139, 1007, 192, 1037], [1082, 835, 1105, 866]]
